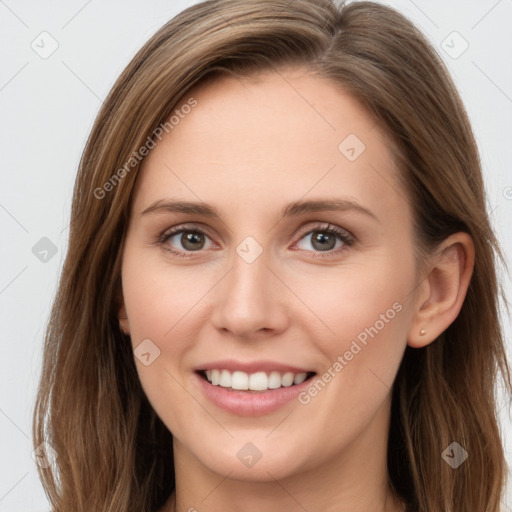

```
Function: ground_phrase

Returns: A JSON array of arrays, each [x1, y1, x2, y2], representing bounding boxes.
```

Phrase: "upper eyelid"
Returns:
[[161, 223, 217, 242], [296, 222, 352, 238]]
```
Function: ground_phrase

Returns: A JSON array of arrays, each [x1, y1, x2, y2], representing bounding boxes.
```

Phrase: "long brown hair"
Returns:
[[33, 1, 511, 510]]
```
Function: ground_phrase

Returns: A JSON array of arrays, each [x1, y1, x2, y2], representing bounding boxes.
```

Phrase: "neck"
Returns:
[[165, 461, 404, 512]]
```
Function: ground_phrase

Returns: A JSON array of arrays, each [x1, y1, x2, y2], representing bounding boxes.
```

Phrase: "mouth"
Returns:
[[196, 369, 317, 393], [193, 360, 319, 415]]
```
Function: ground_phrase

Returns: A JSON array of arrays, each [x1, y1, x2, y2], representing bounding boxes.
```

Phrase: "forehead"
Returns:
[[132, 68, 407, 222], [158, 68, 386, 164]]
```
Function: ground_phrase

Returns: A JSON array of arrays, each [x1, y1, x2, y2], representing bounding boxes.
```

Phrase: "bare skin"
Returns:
[[118, 67, 474, 512]]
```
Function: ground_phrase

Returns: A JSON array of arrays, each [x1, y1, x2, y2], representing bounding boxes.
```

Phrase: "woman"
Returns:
[[33, 1, 511, 511]]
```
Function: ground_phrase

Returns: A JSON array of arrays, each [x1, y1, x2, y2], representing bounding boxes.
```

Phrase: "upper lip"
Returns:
[[195, 359, 315, 374]]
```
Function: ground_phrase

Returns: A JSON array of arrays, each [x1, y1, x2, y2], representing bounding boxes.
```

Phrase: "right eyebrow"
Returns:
[[141, 199, 221, 218]]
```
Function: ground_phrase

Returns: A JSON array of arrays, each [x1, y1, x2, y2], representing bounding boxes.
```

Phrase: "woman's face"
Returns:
[[120, 68, 420, 482]]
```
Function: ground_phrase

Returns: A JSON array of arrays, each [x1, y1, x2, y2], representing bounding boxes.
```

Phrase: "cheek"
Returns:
[[324, 285, 406, 356], [298, 257, 412, 352], [120, 248, 224, 410], [121, 249, 207, 345], [293, 251, 414, 423], [121, 251, 200, 430]]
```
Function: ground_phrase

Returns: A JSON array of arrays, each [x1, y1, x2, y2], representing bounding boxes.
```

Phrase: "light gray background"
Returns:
[[1, 0, 511, 510]]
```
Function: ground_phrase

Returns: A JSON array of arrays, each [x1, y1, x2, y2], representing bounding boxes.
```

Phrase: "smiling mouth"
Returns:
[[197, 369, 317, 392]]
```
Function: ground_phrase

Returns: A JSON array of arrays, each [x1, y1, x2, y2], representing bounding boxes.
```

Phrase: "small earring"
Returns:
[[419, 328, 426, 336]]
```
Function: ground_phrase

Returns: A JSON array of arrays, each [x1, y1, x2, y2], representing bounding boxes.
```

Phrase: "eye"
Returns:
[[158, 225, 215, 257], [293, 223, 354, 257], [157, 222, 354, 259]]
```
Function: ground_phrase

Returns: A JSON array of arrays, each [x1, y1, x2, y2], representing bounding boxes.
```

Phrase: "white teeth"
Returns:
[[281, 372, 294, 387], [249, 371, 268, 390], [268, 371, 281, 389], [203, 369, 311, 391], [231, 371, 249, 390], [293, 372, 307, 385], [219, 370, 231, 387]]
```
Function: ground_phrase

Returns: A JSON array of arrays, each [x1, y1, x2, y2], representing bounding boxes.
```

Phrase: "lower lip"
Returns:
[[195, 372, 314, 416]]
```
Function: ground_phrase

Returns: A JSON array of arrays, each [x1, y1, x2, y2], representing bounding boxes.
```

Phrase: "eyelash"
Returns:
[[156, 222, 355, 259]]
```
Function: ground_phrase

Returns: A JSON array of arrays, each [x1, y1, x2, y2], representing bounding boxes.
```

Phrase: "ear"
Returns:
[[407, 232, 475, 348]]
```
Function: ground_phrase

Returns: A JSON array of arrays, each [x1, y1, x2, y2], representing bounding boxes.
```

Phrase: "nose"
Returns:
[[210, 244, 289, 338]]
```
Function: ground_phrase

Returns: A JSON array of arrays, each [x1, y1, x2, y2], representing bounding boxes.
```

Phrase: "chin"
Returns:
[[181, 435, 315, 483]]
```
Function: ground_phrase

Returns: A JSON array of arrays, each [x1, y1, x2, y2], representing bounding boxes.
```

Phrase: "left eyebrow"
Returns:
[[141, 197, 379, 224], [279, 198, 379, 224]]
